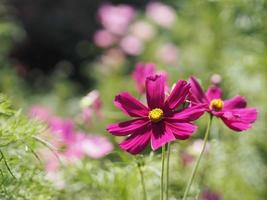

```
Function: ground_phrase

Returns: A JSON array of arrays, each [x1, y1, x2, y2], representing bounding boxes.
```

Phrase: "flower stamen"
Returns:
[[149, 108, 164, 123], [210, 99, 224, 111]]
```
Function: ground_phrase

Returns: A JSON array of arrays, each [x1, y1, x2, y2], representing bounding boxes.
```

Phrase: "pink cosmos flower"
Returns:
[[130, 20, 156, 41], [107, 74, 205, 154], [200, 190, 221, 200], [98, 4, 135, 35], [93, 29, 116, 48], [132, 63, 168, 94], [80, 134, 113, 159], [80, 90, 102, 119], [100, 48, 125, 69], [28, 105, 52, 122], [146, 2, 177, 28], [189, 76, 257, 131], [42, 117, 113, 172], [156, 43, 179, 65], [120, 35, 144, 55]]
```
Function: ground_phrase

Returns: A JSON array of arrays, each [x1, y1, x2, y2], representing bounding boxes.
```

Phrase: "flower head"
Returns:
[[28, 105, 52, 122], [201, 190, 221, 200], [98, 4, 135, 35], [132, 63, 168, 94], [107, 74, 205, 154], [189, 76, 257, 131], [146, 2, 177, 28]]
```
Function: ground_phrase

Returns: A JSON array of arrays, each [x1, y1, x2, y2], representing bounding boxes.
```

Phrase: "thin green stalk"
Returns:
[[137, 161, 147, 200], [0, 149, 16, 178], [165, 142, 171, 200], [161, 145, 166, 200], [182, 115, 213, 200]]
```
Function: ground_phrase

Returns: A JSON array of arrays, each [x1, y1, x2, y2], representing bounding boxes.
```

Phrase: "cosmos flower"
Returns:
[[93, 29, 116, 48], [130, 20, 156, 41], [98, 4, 135, 35], [120, 35, 144, 56], [201, 190, 221, 200], [107, 74, 205, 154], [156, 43, 179, 65], [28, 105, 52, 122], [132, 63, 168, 94], [41, 117, 113, 172], [189, 76, 257, 131], [146, 2, 177, 28]]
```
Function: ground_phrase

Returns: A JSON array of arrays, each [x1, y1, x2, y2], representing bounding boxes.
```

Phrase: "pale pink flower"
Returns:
[[28, 105, 52, 122], [41, 117, 113, 172], [80, 90, 102, 123], [93, 29, 116, 48], [100, 48, 125, 68], [157, 43, 179, 65], [98, 4, 135, 35], [146, 2, 177, 28], [120, 35, 144, 55], [211, 74, 222, 85], [200, 190, 221, 200], [130, 21, 156, 41], [80, 134, 113, 159]]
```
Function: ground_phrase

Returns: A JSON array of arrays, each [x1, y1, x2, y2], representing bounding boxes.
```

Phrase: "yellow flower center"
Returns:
[[210, 99, 224, 111], [148, 108, 164, 123]]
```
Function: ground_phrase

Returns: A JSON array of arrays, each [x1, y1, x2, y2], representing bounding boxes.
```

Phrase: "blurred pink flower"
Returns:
[[49, 117, 76, 146], [200, 190, 221, 200], [93, 29, 116, 48], [98, 4, 135, 35], [146, 2, 177, 28], [211, 74, 222, 86], [80, 134, 113, 159], [120, 35, 144, 55], [80, 108, 93, 124], [28, 105, 52, 122], [41, 117, 113, 172], [100, 48, 125, 68], [80, 90, 102, 123], [157, 43, 179, 65], [130, 21, 156, 41], [132, 63, 168, 94]]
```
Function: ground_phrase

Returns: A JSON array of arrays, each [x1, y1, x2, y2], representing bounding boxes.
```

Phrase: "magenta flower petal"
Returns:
[[189, 76, 208, 104], [220, 108, 257, 131], [114, 92, 149, 117], [206, 86, 222, 101], [151, 123, 176, 150], [146, 75, 165, 109], [165, 122, 197, 139], [119, 125, 152, 154], [223, 96, 247, 110], [166, 105, 205, 122], [165, 80, 190, 110], [107, 118, 149, 136]]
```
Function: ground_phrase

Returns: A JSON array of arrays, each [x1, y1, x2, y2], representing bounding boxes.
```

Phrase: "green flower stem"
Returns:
[[161, 145, 166, 200], [182, 115, 213, 200], [165, 142, 171, 200], [137, 161, 147, 200]]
